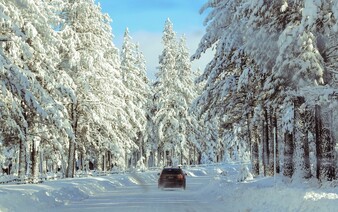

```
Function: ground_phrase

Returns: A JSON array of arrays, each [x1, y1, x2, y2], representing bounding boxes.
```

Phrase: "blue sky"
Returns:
[[96, 0, 213, 80]]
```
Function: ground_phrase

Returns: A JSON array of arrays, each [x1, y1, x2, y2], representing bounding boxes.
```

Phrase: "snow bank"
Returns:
[[1, 164, 338, 212], [0, 170, 160, 212]]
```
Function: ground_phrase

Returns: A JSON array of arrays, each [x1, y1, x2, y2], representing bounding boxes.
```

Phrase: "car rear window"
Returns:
[[161, 168, 182, 174]]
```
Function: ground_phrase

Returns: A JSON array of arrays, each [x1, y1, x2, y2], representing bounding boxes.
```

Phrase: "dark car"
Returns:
[[158, 167, 186, 190]]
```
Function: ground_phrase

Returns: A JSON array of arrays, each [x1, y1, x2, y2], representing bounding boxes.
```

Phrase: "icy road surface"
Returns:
[[52, 169, 223, 212]]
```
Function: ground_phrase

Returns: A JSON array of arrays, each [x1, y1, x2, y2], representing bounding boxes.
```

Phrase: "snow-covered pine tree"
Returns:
[[153, 19, 179, 167], [192, 0, 256, 168], [153, 19, 196, 166], [193, 0, 338, 182], [188, 68, 205, 165], [144, 89, 158, 167], [153, 19, 198, 165], [60, 0, 127, 176], [273, 0, 338, 181], [120, 28, 150, 169], [134, 44, 151, 169], [0, 0, 73, 182], [174, 36, 199, 165], [200, 117, 219, 164]]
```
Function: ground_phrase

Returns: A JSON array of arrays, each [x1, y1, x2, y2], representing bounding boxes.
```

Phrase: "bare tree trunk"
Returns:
[[42, 152, 46, 175], [96, 150, 103, 172], [251, 126, 259, 176], [262, 110, 269, 176], [303, 130, 311, 178], [103, 152, 106, 171], [188, 145, 191, 165], [325, 108, 335, 180], [268, 108, 275, 176], [294, 97, 311, 179], [31, 139, 40, 183], [248, 110, 259, 176], [193, 147, 196, 165], [66, 102, 77, 178], [18, 139, 26, 180], [19, 101, 29, 181], [315, 104, 322, 180], [157, 148, 161, 167], [283, 131, 294, 178], [139, 133, 144, 167], [78, 152, 83, 171], [302, 106, 312, 178], [66, 139, 76, 178], [316, 104, 336, 181], [273, 115, 280, 174]]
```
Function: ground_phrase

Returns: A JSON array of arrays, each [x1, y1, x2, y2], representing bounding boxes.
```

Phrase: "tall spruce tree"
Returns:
[[153, 19, 197, 166], [60, 0, 127, 176], [120, 28, 150, 169]]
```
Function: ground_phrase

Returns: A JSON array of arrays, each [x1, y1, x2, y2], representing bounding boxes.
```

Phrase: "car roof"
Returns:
[[161, 167, 183, 173], [162, 167, 181, 170]]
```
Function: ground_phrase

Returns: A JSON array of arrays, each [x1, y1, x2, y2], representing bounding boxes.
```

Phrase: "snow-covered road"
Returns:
[[52, 171, 222, 212], [2, 164, 338, 212]]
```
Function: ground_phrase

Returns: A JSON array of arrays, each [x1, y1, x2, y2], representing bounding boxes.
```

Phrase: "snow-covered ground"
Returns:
[[1, 164, 338, 212]]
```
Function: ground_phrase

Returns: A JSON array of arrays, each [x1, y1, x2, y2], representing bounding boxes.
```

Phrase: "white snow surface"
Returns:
[[0, 163, 338, 212]]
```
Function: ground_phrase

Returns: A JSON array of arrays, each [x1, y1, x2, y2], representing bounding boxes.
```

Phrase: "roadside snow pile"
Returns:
[[0, 175, 20, 184], [237, 165, 253, 182], [185, 167, 208, 177], [198, 164, 338, 212], [185, 164, 338, 212], [0, 171, 159, 212]]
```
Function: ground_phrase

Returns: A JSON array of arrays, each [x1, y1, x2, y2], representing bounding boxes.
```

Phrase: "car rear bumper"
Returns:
[[158, 181, 185, 188]]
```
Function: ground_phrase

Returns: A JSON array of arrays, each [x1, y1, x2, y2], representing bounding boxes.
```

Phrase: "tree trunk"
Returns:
[[302, 106, 312, 178], [268, 108, 275, 176], [197, 151, 202, 164], [303, 130, 311, 178], [194, 147, 198, 165], [138, 132, 144, 168], [262, 111, 269, 176], [31, 139, 40, 183], [103, 152, 106, 171], [78, 152, 83, 171], [274, 115, 280, 174], [251, 126, 259, 176], [96, 151, 103, 172], [108, 152, 112, 170], [283, 131, 294, 178], [41, 151, 46, 175], [66, 102, 77, 178], [66, 139, 76, 178], [315, 104, 322, 180], [316, 104, 335, 181], [18, 139, 26, 181], [294, 96, 311, 179]]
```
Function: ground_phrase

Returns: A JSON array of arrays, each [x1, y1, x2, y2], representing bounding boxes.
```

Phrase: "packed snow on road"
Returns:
[[1, 163, 338, 212]]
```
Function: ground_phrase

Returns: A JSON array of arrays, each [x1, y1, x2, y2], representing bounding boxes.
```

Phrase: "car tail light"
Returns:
[[177, 174, 183, 180]]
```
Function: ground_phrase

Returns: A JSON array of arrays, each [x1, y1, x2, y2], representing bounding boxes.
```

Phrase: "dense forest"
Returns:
[[192, 0, 338, 182], [1, 0, 338, 185]]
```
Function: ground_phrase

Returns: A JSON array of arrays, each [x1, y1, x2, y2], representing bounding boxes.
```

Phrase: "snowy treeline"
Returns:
[[0, 0, 222, 182], [0, 0, 154, 182], [192, 0, 338, 182], [3, 0, 338, 186]]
